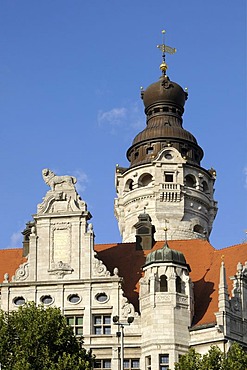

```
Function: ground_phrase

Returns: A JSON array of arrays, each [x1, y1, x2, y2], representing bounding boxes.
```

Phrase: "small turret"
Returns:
[[139, 241, 193, 368]]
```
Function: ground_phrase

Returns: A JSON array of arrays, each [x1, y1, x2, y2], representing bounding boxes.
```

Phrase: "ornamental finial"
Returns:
[[164, 219, 169, 243], [157, 30, 176, 75]]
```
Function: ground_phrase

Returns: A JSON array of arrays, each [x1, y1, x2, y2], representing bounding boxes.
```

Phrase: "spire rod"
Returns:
[[157, 30, 176, 75], [164, 219, 169, 243]]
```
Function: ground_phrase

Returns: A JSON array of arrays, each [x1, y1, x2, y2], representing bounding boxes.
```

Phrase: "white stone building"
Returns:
[[0, 39, 246, 370]]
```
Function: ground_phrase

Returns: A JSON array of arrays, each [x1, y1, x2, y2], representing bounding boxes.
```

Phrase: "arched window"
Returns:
[[176, 276, 185, 294], [160, 275, 168, 292], [185, 174, 196, 188], [124, 179, 134, 192], [138, 173, 152, 187], [193, 224, 204, 235], [202, 180, 209, 193]]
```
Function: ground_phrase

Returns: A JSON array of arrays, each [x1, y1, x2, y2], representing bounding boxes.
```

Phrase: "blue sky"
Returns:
[[0, 1, 246, 250]]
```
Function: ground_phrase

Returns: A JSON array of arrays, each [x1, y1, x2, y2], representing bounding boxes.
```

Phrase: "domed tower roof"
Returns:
[[126, 32, 203, 168], [144, 242, 190, 271]]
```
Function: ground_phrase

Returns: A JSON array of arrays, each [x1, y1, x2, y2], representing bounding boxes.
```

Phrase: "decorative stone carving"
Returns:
[[3, 273, 9, 283], [161, 77, 173, 89], [37, 169, 89, 216], [177, 296, 188, 305], [156, 294, 171, 302], [42, 168, 77, 191], [93, 253, 111, 277], [48, 261, 73, 279], [141, 296, 150, 307], [12, 261, 29, 281], [37, 193, 87, 214], [88, 223, 94, 234], [121, 296, 136, 318], [31, 225, 36, 234]]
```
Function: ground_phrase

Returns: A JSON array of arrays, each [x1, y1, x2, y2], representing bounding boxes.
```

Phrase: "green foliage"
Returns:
[[174, 348, 202, 370], [224, 342, 247, 370], [200, 346, 224, 370], [175, 342, 247, 370], [0, 302, 93, 370]]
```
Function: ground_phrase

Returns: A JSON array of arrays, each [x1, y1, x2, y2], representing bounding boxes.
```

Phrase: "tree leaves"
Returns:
[[0, 303, 93, 370], [175, 343, 247, 370]]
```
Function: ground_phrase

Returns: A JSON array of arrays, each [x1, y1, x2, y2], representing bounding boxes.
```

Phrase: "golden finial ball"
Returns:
[[160, 62, 168, 71]]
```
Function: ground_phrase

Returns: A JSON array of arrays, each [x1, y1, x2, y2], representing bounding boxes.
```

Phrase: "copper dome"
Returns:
[[144, 242, 190, 269], [142, 75, 187, 111], [132, 120, 198, 146], [126, 70, 203, 167]]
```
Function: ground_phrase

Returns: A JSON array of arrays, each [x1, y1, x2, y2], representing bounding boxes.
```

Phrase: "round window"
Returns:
[[165, 152, 173, 160], [40, 295, 53, 305], [95, 293, 108, 303], [13, 296, 25, 306], [68, 294, 81, 304]]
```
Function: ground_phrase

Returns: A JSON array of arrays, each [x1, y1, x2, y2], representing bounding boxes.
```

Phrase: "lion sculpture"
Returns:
[[42, 168, 77, 191]]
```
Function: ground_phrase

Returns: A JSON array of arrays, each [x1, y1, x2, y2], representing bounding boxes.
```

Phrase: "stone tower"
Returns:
[[114, 33, 218, 242], [139, 242, 193, 368]]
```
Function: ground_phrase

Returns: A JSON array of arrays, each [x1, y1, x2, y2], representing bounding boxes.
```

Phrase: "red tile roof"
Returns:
[[95, 240, 247, 327], [0, 248, 26, 282], [0, 241, 246, 328]]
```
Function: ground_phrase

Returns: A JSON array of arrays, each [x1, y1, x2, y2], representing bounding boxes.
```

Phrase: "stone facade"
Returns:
[[115, 146, 217, 242], [0, 172, 141, 368]]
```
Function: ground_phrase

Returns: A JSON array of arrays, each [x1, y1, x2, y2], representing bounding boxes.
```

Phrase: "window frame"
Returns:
[[145, 355, 151, 370], [159, 354, 169, 370], [160, 275, 168, 292], [93, 314, 111, 335], [66, 315, 84, 337], [164, 172, 174, 183], [123, 358, 140, 369], [93, 359, 111, 369]]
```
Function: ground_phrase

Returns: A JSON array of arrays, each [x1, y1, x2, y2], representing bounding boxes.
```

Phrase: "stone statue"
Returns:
[[42, 168, 77, 191]]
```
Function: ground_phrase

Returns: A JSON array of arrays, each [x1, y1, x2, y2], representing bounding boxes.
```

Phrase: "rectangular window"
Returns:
[[146, 147, 154, 154], [145, 356, 151, 370], [159, 354, 169, 370], [66, 315, 83, 336], [124, 359, 140, 369], [93, 315, 111, 335], [165, 173, 173, 182], [94, 359, 111, 369]]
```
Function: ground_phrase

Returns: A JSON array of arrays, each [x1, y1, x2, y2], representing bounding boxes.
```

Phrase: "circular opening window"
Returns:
[[95, 293, 108, 303], [164, 152, 173, 160], [40, 295, 53, 305], [68, 294, 81, 304], [13, 296, 25, 306]]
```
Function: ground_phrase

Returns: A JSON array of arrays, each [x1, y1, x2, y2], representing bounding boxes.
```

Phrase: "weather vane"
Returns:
[[157, 30, 176, 74]]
